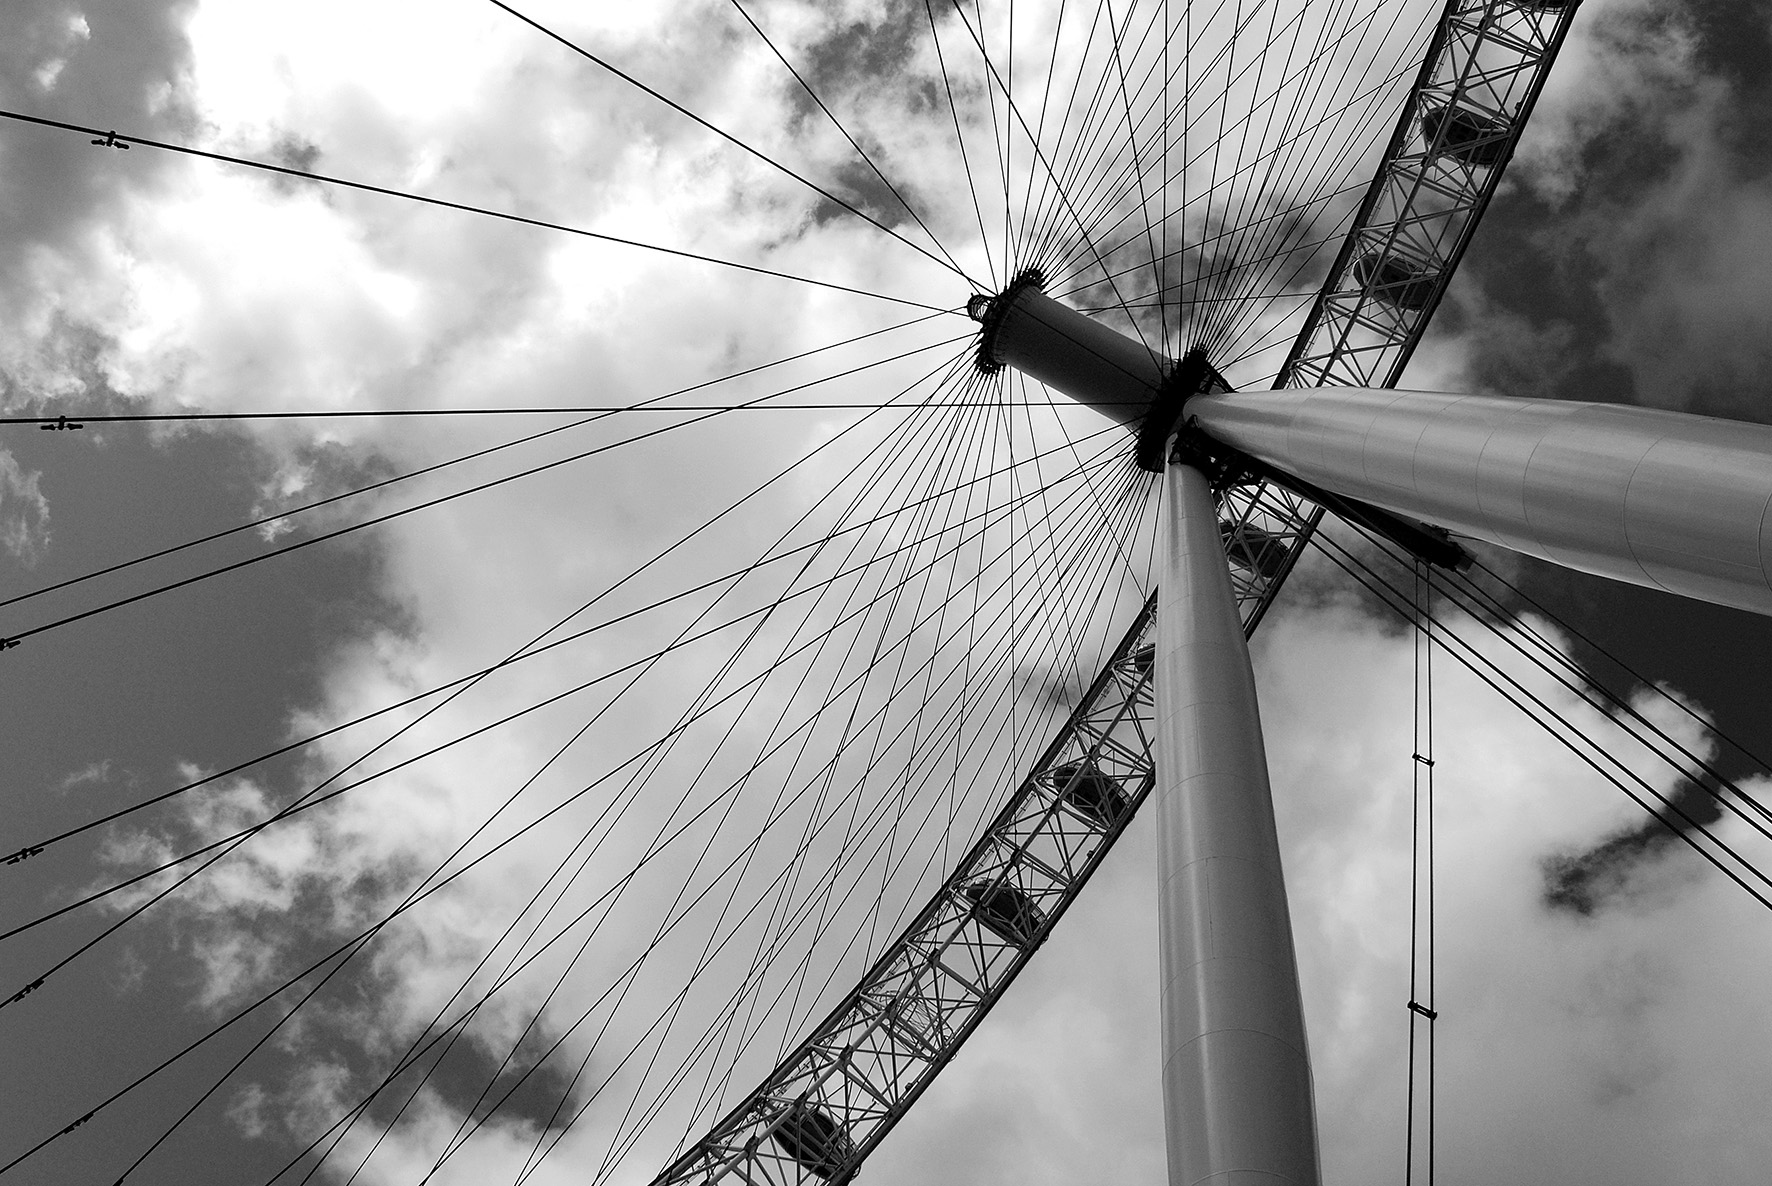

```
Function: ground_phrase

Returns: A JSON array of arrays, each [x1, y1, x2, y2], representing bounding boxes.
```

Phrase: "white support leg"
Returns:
[[1155, 461, 1320, 1186]]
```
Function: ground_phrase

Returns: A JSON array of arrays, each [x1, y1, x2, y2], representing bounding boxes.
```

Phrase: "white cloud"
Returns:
[[0, 443, 51, 565]]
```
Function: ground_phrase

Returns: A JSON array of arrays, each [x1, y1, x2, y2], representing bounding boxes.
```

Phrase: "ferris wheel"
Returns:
[[4, 2, 1771, 1184]]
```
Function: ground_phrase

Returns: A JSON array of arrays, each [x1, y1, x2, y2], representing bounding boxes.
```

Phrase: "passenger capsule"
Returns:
[[1420, 101, 1511, 167], [1050, 758, 1128, 827], [962, 878, 1046, 947], [1352, 251, 1438, 311], [772, 1103, 854, 1179], [1219, 521, 1291, 581], [1129, 643, 1154, 680]]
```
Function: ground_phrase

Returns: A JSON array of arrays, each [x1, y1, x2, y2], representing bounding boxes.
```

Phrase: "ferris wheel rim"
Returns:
[[0, 3, 1597, 1184]]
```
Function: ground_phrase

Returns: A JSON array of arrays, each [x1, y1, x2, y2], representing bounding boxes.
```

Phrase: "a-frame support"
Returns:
[[1154, 460, 1320, 1186]]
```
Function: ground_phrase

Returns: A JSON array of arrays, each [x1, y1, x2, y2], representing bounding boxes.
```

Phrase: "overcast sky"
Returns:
[[4, 2, 1772, 1185]]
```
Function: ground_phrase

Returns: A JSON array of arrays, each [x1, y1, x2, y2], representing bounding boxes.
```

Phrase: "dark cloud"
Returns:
[[1455, 0, 1772, 421], [807, 155, 915, 229], [776, 0, 932, 120], [0, 2, 199, 308], [1541, 777, 1725, 916]]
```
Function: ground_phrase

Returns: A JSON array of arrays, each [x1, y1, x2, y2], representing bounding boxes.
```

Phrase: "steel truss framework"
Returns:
[[650, 479, 1305, 1186], [655, 2, 1580, 1182], [1281, 0, 1583, 391]]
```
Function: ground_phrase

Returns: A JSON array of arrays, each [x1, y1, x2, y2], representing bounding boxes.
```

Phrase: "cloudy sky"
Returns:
[[4, 2, 1772, 1185]]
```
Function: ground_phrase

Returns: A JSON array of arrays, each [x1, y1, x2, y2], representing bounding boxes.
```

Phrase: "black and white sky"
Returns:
[[3, 2, 1772, 1185]]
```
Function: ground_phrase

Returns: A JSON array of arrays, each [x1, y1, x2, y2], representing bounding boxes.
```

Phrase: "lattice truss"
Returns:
[[651, 473, 1316, 1186], [656, 3, 1585, 1182], [652, 596, 1159, 1186], [1282, 0, 1582, 390]]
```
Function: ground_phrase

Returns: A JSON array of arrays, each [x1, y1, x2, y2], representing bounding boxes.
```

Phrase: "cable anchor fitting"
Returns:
[[1407, 1000, 1438, 1020]]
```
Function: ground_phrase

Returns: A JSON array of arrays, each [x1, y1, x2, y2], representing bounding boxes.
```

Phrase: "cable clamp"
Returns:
[[1411, 753, 1435, 767], [1407, 1000, 1437, 1020], [8, 977, 45, 1004]]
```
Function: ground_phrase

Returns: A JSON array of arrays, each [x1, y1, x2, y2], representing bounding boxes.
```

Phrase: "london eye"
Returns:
[[3, 2, 1771, 1184]]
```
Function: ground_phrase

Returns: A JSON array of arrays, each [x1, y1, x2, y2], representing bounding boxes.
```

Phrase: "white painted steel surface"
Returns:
[[1155, 463, 1320, 1186], [984, 286, 1165, 427], [1189, 387, 1772, 616]]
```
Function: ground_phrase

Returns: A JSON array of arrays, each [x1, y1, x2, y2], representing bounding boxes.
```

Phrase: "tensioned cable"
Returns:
[[0, 311, 952, 617], [3, 398, 1106, 979], [1153, 32, 1418, 364], [0, 334, 971, 651], [1031, 0, 1229, 272], [1134, 0, 1367, 335], [290, 420, 1126, 1177], [1025, 3, 1174, 294], [216, 363, 1013, 1184], [1199, 0, 1434, 358], [944, 0, 1157, 360], [1404, 559, 1437, 1186], [723, 0, 970, 280], [31, 393, 1100, 971], [1308, 529, 1772, 912], [1033, 0, 1247, 280], [11, 426, 1131, 1179], [1015, 0, 1123, 275], [4, 411, 997, 999], [5, 397, 1178, 428], [1462, 556, 1772, 783], [481, 0, 973, 285], [409, 390, 1134, 1177], [446, 374, 1013, 1170], [502, 586, 1057, 1184], [1426, 565, 1772, 843], [2, 406, 1116, 875], [492, 441, 1134, 1177], [1047, 0, 1423, 354], [281, 461, 1115, 1186], [1020, 0, 1174, 270], [563, 390, 1021, 1183], [972, 0, 1014, 282], [926, 0, 1001, 290], [1189, 0, 1379, 339], [1034, 0, 1353, 319], [1011, 0, 1072, 264], [719, 0, 971, 280], [1105, 0, 1167, 345], [0, 110, 952, 313], [1342, 529, 1770, 854], [271, 371, 1014, 1182]]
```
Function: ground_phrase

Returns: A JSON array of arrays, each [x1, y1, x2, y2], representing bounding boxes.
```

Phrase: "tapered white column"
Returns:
[[1155, 461, 1320, 1186], [1190, 387, 1772, 616]]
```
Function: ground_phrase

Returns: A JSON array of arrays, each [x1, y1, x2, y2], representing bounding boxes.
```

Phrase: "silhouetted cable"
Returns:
[[725, 0, 970, 280], [2, 397, 1156, 429], [481, 0, 974, 285], [1465, 556, 1772, 782], [0, 312, 953, 616], [1308, 529, 1772, 913], [0, 109, 953, 312], [1, 411, 1120, 875], [7, 432, 1128, 1178], [0, 335, 972, 650]]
